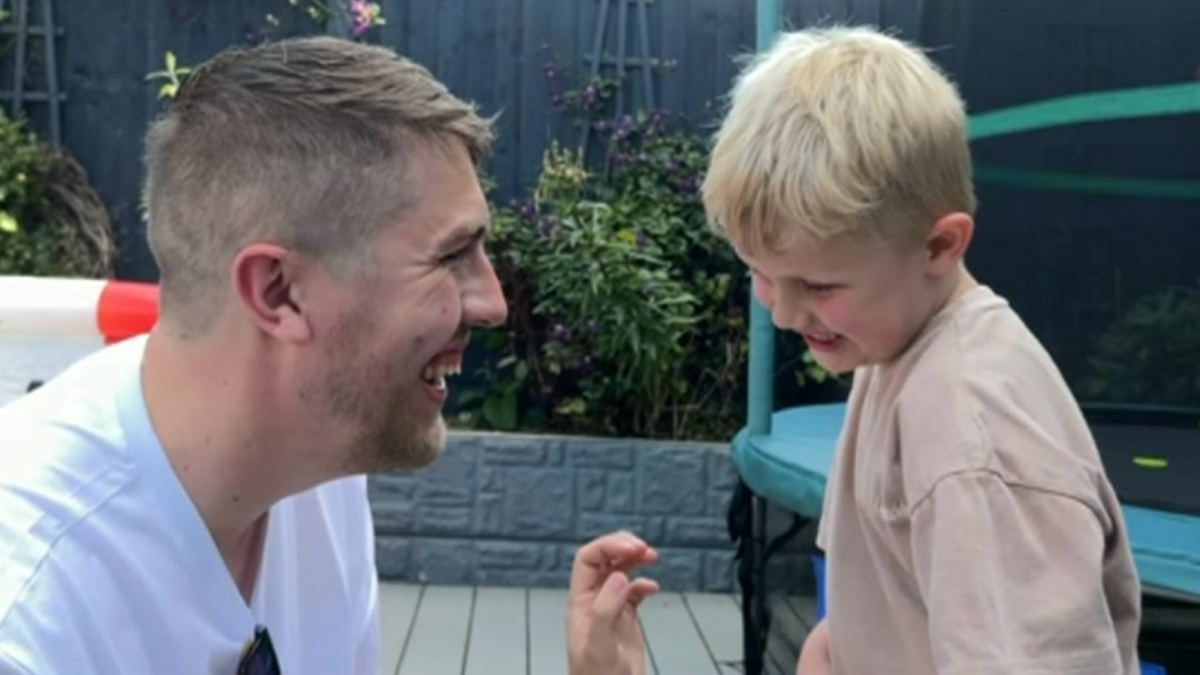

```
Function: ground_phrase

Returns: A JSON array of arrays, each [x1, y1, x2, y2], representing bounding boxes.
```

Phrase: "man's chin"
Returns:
[[397, 414, 448, 469], [425, 415, 448, 454]]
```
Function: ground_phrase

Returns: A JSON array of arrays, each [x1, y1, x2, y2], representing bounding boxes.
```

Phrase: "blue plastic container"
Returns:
[[811, 553, 826, 621], [1141, 662, 1167, 675]]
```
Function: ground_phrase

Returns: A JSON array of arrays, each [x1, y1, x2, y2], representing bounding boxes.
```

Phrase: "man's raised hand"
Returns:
[[566, 531, 660, 675]]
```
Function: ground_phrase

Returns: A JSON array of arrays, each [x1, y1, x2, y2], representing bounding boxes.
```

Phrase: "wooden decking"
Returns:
[[378, 582, 816, 675]]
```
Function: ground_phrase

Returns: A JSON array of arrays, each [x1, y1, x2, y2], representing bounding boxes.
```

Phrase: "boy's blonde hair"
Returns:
[[702, 25, 977, 254]]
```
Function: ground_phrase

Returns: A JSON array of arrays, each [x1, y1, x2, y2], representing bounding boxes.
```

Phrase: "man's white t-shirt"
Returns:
[[0, 336, 381, 674]]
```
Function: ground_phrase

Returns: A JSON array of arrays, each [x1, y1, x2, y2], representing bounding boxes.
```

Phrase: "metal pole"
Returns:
[[746, 0, 781, 436]]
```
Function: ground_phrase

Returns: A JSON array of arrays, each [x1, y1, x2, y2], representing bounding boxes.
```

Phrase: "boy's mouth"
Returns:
[[804, 330, 843, 352]]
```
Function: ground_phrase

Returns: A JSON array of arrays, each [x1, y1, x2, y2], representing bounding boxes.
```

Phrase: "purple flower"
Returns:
[[349, 0, 373, 37], [519, 199, 538, 221], [582, 86, 598, 106], [543, 63, 560, 80], [537, 216, 555, 238], [677, 176, 700, 194]]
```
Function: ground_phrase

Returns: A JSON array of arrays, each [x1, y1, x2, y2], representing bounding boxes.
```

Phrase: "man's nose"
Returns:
[[465, 255, 508, 328]]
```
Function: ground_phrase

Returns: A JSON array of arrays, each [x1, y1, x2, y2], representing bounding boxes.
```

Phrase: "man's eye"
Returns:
[[442, 246, 471, 264]]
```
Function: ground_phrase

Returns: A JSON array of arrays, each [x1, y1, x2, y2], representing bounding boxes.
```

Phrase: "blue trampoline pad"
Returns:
[[732, 403, 1200, 602]]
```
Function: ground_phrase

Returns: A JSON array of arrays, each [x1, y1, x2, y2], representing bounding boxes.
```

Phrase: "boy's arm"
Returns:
[[909, 470, 1129, 675]]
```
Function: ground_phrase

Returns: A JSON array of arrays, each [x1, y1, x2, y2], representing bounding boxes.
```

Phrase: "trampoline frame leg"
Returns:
[[728, 478, 810, 675]]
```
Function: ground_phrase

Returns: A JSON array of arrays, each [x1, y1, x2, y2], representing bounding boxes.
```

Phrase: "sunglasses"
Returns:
[[236, 625, 281, 675]]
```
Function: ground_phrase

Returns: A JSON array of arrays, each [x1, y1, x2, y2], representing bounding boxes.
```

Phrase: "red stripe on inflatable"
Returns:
[[96, 281, 159, 343]]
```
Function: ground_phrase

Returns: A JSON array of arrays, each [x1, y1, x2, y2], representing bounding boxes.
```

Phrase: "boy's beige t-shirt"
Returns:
[[816, 285, 1142, 675]]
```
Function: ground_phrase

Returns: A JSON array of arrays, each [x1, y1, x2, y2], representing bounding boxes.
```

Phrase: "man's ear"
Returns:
[[924, 212, 974, 276], [230, 243, 314, 343]]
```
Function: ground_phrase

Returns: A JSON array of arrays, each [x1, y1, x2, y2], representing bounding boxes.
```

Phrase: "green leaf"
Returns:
[[0, 211, 17, 233], [482, 390, 519, 430]]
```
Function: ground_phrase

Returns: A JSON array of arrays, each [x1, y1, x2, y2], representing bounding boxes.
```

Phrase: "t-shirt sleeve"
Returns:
[[909, 470, 1126, 675]]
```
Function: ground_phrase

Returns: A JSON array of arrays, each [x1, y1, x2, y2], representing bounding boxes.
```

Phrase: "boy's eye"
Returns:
[[802, 282, 836, 294]]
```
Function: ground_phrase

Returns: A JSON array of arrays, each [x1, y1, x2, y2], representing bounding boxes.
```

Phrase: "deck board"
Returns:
[[378, 583, 421, 675], [463, 586, 528, 675], [378, 581, 802, 675], [395, 585, 473, 674], [528, 588, 570, 675], [639, 592, 722, 675], [684, 593, 743, 674]]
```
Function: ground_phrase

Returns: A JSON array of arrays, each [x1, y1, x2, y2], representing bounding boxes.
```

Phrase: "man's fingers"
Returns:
[[590, 570, 634, 624], [626, 578, 659, 608], [570, 531, 657, 594]]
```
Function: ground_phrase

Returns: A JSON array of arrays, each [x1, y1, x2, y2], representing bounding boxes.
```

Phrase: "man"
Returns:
[[0, 34, 665, 675], [0, 36, 507, 673]]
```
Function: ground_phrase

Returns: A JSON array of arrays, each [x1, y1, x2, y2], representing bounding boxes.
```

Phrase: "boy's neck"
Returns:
[[885, 266, 980, 368], [935, 265, 979, 315]]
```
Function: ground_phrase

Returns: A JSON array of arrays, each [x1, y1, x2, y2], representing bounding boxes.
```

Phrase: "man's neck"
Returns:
[[138, 329, 329, 587], [228, 512, 270, 604]]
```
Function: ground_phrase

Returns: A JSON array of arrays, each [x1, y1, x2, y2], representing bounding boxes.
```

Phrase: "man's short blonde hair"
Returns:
[[702, 25, 976, 254], [142, 36, 494, 336]]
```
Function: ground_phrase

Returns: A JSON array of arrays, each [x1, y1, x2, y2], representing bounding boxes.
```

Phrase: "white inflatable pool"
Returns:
[[0, 335, 104, 406], [0, 276, 158, 407]]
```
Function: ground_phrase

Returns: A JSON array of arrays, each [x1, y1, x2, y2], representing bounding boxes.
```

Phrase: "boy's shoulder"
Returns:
[[874, 285, 1106, 508]]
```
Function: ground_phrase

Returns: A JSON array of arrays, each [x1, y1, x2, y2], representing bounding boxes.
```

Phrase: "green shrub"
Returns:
[[457, 56, 840, 440], [1080, 281, 1200, 409], [0, 110, 113, 277]]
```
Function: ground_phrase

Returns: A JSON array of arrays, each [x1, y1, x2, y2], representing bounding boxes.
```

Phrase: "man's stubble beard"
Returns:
[[309, 315, 448, 477]]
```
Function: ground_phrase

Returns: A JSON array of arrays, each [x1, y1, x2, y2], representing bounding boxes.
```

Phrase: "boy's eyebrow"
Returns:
[[752, 265, 833, 285]]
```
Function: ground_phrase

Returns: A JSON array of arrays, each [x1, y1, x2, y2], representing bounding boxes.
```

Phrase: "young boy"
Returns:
[[701, 26, 1143, 675]]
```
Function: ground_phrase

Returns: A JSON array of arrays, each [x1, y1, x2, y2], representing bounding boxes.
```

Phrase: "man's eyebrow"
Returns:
[[435, 222, 489, 251]]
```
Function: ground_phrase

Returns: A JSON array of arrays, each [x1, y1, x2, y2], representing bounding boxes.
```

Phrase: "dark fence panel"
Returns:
[[31, 0, 913, 280], [9, 0, 1196, 399]]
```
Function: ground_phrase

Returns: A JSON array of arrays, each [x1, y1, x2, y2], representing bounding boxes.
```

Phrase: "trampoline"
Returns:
[[733, 402, 1200, 602], [730, 402, 1200, 673]]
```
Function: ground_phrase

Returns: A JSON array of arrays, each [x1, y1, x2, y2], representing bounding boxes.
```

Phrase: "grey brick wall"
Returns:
[[370, 431, 814, 593]]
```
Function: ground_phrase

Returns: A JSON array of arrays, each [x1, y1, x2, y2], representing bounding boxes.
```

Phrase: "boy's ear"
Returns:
[[924, 212, 974, 275], [230, 243, 315, 344]]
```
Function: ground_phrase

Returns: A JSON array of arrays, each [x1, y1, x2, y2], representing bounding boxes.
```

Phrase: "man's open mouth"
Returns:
[[421, 352, 463, 393]]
